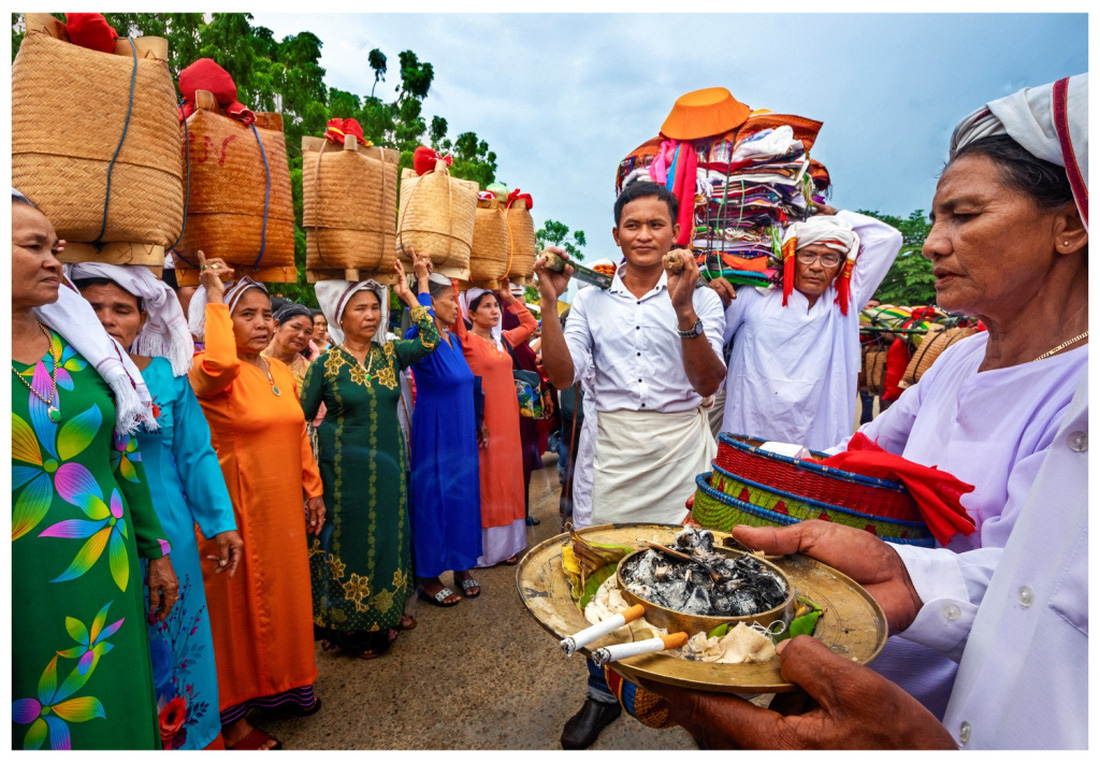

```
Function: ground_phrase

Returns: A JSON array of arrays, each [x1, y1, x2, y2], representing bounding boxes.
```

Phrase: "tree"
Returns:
[[858, 209, 936, 307], [535, 220, 587, 262]]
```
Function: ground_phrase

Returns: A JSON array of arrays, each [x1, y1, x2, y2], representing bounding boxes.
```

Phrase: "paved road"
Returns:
[[262, 456, 696, 750]]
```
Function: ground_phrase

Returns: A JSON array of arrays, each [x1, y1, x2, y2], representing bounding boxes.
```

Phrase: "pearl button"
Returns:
[[959, 721, 971, 744], [1018, 586, 1034, 607], [1067, 430, 1087, 452], [942, 604, 961, 621]]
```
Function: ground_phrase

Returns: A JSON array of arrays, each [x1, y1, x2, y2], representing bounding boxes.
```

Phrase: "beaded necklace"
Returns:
[[12, 323, 62, 422]]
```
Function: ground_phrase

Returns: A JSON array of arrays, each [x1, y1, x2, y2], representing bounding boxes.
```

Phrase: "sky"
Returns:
[[249, 10, 1088, 262]]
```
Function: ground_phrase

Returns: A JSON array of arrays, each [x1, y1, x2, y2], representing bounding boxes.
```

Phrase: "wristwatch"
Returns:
[[677, 319, 704, 339]]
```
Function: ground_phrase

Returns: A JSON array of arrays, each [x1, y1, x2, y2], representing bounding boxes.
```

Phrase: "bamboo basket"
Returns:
[[174, 90, 296, 284], [469, 197, 513, 283], [898, 326, 977, 389], [861, 345, 888, 396], [302, 133, 399, 281], [397, 159, 477, 280], [12, 13, 182, 258], [505, 199, 537, 282]]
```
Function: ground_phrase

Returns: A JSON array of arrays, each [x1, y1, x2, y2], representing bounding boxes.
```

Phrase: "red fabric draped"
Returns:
[[323, 117, 366, 145], [65, 13, 118, 53], [882, 337, 911, 402], [413, 146, 452, 176], [178, 58, 255, 124], [507, 188, 533, 210]]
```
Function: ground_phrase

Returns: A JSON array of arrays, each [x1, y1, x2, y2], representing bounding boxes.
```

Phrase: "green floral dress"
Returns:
[[11, 331, 171, 750], [300, 306, 439, 652]]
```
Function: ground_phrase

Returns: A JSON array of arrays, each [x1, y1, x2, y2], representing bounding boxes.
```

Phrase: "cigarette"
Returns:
[[590, 632, 689, 668], [560, 604, 646, 656]]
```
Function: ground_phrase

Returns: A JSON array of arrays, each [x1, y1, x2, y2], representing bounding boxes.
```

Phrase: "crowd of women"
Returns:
[[11, 193, 546, 750]]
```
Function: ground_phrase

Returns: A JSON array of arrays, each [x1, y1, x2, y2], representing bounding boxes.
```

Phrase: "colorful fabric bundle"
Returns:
[[604, 668, 676, 729]]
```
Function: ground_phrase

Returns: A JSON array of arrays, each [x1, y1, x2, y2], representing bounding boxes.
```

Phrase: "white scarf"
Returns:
[[459, 287, 503, 348], [186, 277, 268, 341], [34, 278, 159, 435], [781, 214, 860, 258], [951, 73, 1088, 229], [314, 279, 390, 346], [67, 263, 193, 377]]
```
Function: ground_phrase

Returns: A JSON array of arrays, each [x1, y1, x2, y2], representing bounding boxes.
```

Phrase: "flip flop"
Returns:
[[228, 727, 282, 751], [455, 577, 481, 599], [417, 586, 460, 607], [502, 555, 519, 566], [398, 614, 417, 630]]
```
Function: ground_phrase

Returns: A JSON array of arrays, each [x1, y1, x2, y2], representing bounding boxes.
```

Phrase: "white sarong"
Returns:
[[591, 407, 717, 525]]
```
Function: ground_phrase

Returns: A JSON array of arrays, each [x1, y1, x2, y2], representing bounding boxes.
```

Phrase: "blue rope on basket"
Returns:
[[93, 37, 138, 246], [249, 122, 271, 270]]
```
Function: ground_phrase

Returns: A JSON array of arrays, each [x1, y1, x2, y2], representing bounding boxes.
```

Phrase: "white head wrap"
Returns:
[[459, 287, 503, 347], [13, 188, 158, 434], [781, 215, 860, 258], [950, 73, 1088, 229], [186, 276, 269, 340], [67, 262, 193, 377], [314, 279, 390, 346]]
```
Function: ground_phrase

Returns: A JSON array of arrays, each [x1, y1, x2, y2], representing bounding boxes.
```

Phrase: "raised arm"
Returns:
[[666, 249, 727, 398], [500, 289, 538, 348], [534, 247, 578, 389], [171, 374, 236, 539], [837, 209, 904, 309]]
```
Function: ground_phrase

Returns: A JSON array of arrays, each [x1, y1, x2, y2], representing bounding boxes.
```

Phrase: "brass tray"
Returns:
[[516, 523, 887, 694]]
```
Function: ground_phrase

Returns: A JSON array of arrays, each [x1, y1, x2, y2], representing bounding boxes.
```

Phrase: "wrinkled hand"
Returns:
[[306, 495, 326, 533], [729, 520, 922, 634], [146, 555, 180, 623], [665, 248, 700, 314], [534, 246, 571, 302], [198, 251, 232, 302], [708, 276, 737, 307], [478, 424, 489, 449], [642, 635, 956, 749], [208, 530, 244, 577], [812, 203, 838, 216], [392, 259, 413, 301], [410, 248, 432, 282]]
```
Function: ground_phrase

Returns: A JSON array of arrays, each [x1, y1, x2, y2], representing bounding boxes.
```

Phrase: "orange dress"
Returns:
[[189, 304, 324, 716], [453, 301, 537, 549]]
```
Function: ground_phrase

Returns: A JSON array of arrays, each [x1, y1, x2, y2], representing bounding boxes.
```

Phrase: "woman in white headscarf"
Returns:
[[11, 190, 179, 751], [302, 253, 438, 659], [70, 262, 243, 750], [186, 253, 325, 750]]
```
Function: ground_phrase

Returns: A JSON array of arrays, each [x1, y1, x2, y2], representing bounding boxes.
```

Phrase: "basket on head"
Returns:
[[505, 195, 537, 281], [175, 93, 296, 281], [397, 159, 477, 280], [469, 196, 512, 283], [899, 326, 978, 389], [302, 134, 399, 278], [12, 15, 183, 250]]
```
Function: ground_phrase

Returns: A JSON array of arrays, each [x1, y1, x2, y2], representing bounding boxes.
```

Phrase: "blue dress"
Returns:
[[405, 294, 483, 578], [136, 358, 237, 750]]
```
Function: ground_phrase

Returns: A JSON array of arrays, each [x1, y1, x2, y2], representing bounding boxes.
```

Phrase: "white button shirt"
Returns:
[[563, 266, 725, 414], [893, 372, 1088, 749]]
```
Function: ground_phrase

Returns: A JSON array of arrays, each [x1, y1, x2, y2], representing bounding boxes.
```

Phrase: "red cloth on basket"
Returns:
[[413, 146, 452, 176], [65, 14, 118, 53], [822, 432, 976, 546], [324, 117, 367, 145], [177, 58, 255, 124]]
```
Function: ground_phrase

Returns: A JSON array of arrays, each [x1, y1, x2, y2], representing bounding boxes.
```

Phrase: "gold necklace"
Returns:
[[257, 355, 282, 396], [1034, 330, 1088, 362], [340, 343, 376, 381], [12, 323, 63, 422]]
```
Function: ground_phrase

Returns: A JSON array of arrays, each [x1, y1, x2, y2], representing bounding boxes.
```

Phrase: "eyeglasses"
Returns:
[[796, 251, 843, 267]]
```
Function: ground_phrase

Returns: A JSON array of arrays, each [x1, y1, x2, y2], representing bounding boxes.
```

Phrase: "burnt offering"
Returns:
[[620, 528, 789, 619]]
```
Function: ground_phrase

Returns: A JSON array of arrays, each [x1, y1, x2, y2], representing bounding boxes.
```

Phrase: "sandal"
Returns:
[[417, 585, 461, 607], [398, 614, 417, 630], [502, 555, 519, 566], [357, 628, 399, 660], [228, 727, 282, 751], [454, 574, 481, 599], [296, 697, 322, 717]]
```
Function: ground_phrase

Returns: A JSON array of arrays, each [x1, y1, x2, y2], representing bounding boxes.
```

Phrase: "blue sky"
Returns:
[[252, 12, 1088, 259]]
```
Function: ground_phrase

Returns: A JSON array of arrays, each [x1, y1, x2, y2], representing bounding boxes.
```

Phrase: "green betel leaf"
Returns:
[[707, 623, 730, 639], [578, 564, 618, 610]]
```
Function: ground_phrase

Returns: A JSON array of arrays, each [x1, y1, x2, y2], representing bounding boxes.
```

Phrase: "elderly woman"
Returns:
[[187, 254, 325, 750], [70, 262, 243, 750], [405, 272, 483, 605], [652, 74, 1088, 749], [454, 285, 539, 567], [263, 300, 315, 394], [11, 190, 178, 750], [302, 254, 439, 658]]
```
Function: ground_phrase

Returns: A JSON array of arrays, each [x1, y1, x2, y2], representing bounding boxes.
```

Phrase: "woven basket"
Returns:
[[302, 134, 399, 277], [691, 473, 934, 547], [899, 326, 977, 389], [469, 197, 513, 282], [175, 99, 295, 279], [861, 346, 887, 395], [397, 159, 477, 279], [11, 17, 183, 247], [715, 433, 919, 522], [505, 200, 537, 280]]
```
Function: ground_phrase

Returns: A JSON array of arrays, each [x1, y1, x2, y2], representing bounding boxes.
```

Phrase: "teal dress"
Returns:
[[12, 331, 170, 749], [136, 358, 237, 750]]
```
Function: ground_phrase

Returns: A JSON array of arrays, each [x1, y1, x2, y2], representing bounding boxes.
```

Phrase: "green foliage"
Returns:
[[857, 209, 936, 307], [536, 219, 587, 262]]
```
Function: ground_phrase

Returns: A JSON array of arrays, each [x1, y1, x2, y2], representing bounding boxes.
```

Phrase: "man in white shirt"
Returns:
[[537, 180, 727, 748], [713, 207, 901, 450]]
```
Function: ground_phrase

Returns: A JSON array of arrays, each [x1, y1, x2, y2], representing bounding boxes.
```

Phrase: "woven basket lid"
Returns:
[[660, 87, 750, 140]]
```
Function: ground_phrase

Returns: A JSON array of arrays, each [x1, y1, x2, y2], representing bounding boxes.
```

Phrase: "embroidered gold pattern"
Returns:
[[348, 364, 369, 386], [328, 555, 347, 580], [370, 587, 394, 614], [324, 351, 347, 379], [342, 573, 372, 612], [392, 568, 409, 591]]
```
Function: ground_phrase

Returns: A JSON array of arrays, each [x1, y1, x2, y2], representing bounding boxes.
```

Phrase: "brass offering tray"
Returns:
[[516, 523, 887, 694]]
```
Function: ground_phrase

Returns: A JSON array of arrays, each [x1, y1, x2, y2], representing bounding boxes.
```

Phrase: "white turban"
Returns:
[[67, 263, 194, 377], [186, 276, 269, 341], [951, 73, 1088, 229], [780, 215, 861, 314], [314, 279, 390, 346]]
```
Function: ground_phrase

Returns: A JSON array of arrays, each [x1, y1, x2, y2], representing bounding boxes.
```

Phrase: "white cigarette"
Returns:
[[560, 604, 646, 656], [591, 632, 689, 667]]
